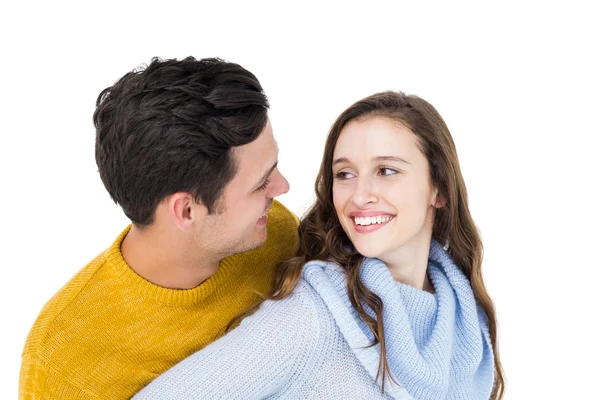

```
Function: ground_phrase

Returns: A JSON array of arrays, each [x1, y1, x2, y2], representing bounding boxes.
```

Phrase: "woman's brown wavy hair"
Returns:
[[233, 91, 504, 398]]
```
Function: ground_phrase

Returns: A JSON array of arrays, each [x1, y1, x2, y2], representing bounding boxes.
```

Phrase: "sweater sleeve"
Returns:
[[19, 352, 100, 400], [132, 283, 322, 399]]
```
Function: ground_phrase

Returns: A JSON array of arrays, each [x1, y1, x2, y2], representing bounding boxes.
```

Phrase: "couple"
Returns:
[[20, 57, 504, 399]]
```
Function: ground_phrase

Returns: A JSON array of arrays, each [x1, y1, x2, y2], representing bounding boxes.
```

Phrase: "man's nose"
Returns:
[[271, 169, 290, 197]]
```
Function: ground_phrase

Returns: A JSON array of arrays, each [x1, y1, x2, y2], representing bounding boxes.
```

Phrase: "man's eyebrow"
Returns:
[[332, 155, 410, 166]]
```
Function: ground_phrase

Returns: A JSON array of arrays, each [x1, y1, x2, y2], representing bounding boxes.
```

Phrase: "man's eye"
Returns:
[[257, 178, 271, 191]]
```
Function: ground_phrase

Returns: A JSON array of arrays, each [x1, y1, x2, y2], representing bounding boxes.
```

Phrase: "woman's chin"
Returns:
[[352, 243, 381, 259]]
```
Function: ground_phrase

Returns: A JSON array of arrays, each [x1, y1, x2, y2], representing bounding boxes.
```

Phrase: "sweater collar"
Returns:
[[302, 241, 494, 400], [103, 226, 243, 307]]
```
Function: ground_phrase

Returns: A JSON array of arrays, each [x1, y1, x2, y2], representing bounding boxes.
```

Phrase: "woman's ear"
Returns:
[[431, 188, 447, 209], [433, 196, 447, 208]]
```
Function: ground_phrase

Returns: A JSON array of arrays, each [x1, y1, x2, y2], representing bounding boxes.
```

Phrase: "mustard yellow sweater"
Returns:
[[19, 200, 298, 400]]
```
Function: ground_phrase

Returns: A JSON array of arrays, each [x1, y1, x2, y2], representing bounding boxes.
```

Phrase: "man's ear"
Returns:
[[167, 193, 207, 232]]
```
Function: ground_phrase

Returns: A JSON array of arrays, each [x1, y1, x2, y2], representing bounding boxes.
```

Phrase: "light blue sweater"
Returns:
[[134, 241, 494, 399]]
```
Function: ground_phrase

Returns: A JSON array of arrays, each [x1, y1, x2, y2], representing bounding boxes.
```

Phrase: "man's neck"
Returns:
[[121, 225, 220, 290]]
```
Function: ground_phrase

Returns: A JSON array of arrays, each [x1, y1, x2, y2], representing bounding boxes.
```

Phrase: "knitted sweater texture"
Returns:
[[19, 200, 299, 400], [134, 241, 494, 399]]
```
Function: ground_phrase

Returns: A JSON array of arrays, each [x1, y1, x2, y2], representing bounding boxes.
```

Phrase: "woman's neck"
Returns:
[[382, 235, 434, 293]]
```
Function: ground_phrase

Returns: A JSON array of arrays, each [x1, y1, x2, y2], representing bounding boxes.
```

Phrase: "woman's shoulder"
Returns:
[[261, 279, 328, 317], [302, 258, 347, 276], [247, 278, 336, 336]]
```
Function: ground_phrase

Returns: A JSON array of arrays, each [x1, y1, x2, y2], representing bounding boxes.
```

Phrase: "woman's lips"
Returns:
[[351, 215, 394, 233]]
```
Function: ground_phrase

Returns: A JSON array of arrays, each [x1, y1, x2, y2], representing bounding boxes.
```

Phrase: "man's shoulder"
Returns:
[[22, 248, 111, 359]]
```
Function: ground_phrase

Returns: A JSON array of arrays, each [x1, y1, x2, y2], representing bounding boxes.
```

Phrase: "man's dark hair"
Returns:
[[93, 56, 269, 226]]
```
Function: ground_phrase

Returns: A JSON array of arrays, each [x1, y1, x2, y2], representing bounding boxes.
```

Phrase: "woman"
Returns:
[[134, 91, 505, 399]]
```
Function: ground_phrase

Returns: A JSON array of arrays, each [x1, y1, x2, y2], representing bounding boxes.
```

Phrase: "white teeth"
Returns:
[[353, 215, 393, 226]]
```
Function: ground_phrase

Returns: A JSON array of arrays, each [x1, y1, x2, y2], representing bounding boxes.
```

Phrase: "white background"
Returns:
[[1, 1, 598, 398]]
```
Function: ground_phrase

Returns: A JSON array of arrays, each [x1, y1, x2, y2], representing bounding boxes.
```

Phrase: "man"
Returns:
[[19, 57, 298, 399]]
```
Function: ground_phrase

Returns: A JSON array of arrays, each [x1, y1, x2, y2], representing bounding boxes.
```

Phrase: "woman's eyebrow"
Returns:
[[333, 156, 411, 166], [373, 156, 411, 164], [332, 157, 350, 166]]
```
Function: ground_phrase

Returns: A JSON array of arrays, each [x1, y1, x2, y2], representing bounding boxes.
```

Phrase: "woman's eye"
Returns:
[[335, 171, 354, 180], [379, 167, 398, 176]]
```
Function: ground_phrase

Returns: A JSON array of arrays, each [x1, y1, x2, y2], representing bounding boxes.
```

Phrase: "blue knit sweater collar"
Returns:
[[302, 241, 495, 400]]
